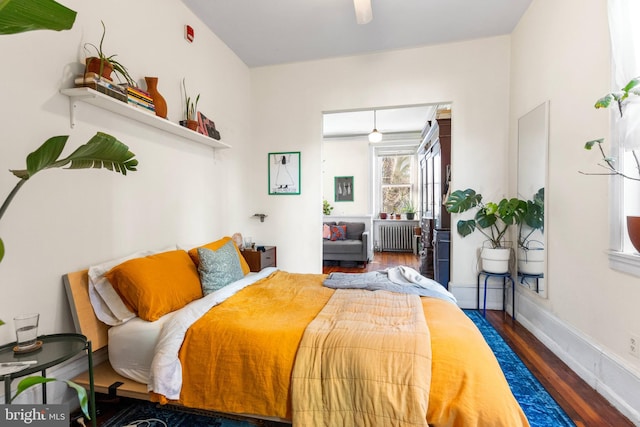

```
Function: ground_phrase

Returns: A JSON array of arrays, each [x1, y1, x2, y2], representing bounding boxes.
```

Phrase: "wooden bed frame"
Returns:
[[63, 270, 148, 400]]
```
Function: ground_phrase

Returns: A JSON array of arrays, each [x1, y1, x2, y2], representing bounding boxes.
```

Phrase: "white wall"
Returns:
[[510, 0, 640, 421], [0, 0, 251, 344], [250, 37, 511, 276], [322, 138, 370, 215]]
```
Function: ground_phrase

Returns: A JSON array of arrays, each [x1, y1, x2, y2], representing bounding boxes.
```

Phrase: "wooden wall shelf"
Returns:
[[60, 87, 231, 150]]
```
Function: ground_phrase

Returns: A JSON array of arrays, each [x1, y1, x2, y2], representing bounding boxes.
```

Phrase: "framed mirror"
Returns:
[[517, 101, 549, 298]]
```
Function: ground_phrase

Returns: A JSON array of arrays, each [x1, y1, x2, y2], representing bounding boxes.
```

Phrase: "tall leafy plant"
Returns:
[[0, 0, 76, 34], [444, 189, 525, 249], [1, 3, 138, 419], [0, 132, 138, 263], [516, 187, 544, 249]]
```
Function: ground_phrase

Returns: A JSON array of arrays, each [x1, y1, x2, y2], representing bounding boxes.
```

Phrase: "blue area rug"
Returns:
[[102, 311, 575, 427], [464, 309, 575, 427]]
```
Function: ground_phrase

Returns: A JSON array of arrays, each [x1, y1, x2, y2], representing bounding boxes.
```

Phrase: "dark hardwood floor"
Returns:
[[324, 251, 635, 427]]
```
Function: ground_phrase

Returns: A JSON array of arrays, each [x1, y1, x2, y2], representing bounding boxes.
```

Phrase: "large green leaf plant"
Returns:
[[1, 1, 138, 420], [444, 189, 525, 249]]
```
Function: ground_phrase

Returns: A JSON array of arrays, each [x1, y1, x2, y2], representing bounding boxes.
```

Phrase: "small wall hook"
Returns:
[[253, 213, 268, 223]]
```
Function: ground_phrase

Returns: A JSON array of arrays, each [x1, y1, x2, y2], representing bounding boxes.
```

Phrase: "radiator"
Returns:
[[379, 224, 414, 252]]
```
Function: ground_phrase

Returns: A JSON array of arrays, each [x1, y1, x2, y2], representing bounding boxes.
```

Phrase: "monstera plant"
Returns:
[[445, 189, 525, 274]]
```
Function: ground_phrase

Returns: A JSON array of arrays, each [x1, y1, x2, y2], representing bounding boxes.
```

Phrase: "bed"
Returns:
[[64, 237, 529, 426]]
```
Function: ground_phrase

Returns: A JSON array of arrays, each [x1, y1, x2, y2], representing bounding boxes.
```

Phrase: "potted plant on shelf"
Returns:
[[181, 78, 200, 131], [581, 76, 640, 251], [402, 200, 417, 220], [445, 188, 524, 273], [515, 188, 545, 275], [83, 20, 136, 86]]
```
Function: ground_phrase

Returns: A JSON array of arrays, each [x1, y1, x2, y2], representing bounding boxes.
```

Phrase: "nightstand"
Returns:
[[0, 333, 96, 426], [242, 246, 277, 272]]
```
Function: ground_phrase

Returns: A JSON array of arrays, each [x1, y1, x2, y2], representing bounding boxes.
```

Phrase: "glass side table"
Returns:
[[0, 333, 95, 427]]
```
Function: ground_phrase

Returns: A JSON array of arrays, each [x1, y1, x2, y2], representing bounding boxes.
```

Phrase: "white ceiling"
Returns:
[[182, 0, 532, 68], [322, 105, 439, 139]]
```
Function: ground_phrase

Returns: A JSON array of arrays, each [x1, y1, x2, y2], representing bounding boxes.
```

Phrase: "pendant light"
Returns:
[[368, 110, 382, 142]]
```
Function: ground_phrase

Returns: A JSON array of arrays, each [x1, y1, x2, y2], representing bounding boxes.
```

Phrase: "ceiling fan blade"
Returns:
[[353, 0, 373, 25]]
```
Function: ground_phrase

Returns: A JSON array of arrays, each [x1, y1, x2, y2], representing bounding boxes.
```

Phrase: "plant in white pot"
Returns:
[[581, 76, 640, 252], [515, 188, 544, 275], [445, 189, 524, 274]]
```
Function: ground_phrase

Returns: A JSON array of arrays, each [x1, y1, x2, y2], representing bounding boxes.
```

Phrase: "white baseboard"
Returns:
[[516, 291, 640, 425]]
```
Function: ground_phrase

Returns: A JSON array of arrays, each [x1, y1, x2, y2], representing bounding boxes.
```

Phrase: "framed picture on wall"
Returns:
[[334, 176, 354, 202], [197, 111, 221, 140], [268, 152, 301, 195]]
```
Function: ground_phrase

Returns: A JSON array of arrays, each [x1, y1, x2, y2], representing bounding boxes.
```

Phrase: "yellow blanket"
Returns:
[[160, 270, 528, 426], [291, 289, 431, 427]]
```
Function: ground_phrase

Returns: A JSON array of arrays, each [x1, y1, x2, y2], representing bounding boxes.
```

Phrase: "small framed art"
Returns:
[[268, 152, 301, 195], [197, 111, 221, 140], [335, 176, 354, 202]]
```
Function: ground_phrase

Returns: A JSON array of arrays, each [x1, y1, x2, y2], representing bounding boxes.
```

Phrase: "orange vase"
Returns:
[[144, 77, 167, 119]]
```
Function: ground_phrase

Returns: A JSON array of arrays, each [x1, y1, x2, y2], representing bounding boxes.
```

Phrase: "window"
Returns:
[[607, 0, 640, 275], [375, 150, 417, 214]]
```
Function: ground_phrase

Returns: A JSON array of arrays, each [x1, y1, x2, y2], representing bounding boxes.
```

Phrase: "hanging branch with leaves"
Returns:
[[581, 76, 640, 180]]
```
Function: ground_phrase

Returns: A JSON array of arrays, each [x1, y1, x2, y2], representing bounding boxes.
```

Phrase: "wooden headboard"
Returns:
[[63, 270, 109, 351]]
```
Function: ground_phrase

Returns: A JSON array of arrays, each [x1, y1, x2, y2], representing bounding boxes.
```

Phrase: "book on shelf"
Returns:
[[76, 81, 128, 103], [127, 90, 154, 106], [127, 97, 155, 113], [123, 85, 153, 103]]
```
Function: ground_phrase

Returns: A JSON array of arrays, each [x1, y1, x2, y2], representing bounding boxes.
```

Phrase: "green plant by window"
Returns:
[[581, 76, 640, 180], [401, 199, 416, 214]]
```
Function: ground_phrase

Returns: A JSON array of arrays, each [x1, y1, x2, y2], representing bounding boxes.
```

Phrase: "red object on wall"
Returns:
[[185, 25, 194, 42]]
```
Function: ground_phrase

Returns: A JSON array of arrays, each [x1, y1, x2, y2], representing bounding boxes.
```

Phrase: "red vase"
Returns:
[[144, 77, 167, 119]]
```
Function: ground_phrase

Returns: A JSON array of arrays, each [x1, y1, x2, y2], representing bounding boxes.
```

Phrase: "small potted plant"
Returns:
[[180, 78, 200, 131], [445, 188, 525, 273], [402, 200, 417, 220], [83, 20, 135, 86], [323, 199, 333, 215], [515, 188, 544, 275]]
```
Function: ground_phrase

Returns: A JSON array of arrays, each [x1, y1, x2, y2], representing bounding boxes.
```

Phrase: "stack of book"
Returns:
[[124, 86, 155, 114], [74, 72, 127, 103]]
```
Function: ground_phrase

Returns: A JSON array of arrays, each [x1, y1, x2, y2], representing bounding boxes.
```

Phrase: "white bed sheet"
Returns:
[[108, 313, 173, 384], [107, 271, 263, 385]]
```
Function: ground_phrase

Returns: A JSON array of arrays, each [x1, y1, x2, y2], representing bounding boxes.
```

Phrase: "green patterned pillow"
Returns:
[[197, 241, 244, 295]]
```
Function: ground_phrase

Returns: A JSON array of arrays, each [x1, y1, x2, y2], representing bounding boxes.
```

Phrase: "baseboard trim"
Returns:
[[516, 291, 640, 425]]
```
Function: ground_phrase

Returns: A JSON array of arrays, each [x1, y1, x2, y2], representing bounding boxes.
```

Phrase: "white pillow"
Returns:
[[88, 246, 176, 326]]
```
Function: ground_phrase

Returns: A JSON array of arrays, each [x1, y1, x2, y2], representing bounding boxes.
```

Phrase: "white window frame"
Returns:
[[370, 143, 418, 216], [607, 0, 640, 276]]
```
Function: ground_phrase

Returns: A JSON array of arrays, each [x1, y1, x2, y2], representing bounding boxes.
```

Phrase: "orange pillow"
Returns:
[[105, 250, 203, 321], [188, 236, 250, 275]]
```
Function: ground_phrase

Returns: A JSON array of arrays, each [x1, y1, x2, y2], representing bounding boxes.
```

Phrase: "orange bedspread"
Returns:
[[167, 270, 528, 426]]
